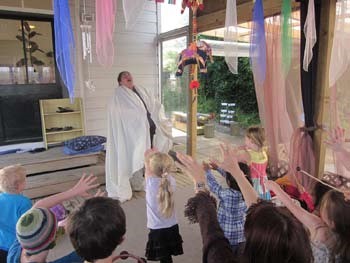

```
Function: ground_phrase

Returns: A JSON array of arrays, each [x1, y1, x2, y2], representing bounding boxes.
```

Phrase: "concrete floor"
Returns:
[[50, 126, 243, 263], [115, 127, 244, 263]]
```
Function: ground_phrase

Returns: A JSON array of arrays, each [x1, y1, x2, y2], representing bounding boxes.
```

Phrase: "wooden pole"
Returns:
[[186, 4, 198, 157], [314, 0, 336, 177]]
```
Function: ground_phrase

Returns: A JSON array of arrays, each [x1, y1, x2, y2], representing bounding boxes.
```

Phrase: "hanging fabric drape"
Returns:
[[122, 0, 147, 30], [96, 0, 116, 67], [53, 0, 75, 101], [300, 0, 320, 129], [253, 15, 303, 177], [289, 128, 315, 193], [303, 0, 317, 72], [281, 0, 292, 76], [328, 0, 350, 178], [249, 0, 266, 87], [329, 0, 350, 87], [224, 0, 238, 74]]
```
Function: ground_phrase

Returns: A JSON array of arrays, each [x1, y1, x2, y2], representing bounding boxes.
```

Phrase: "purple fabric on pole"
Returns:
[[249, 0, 266, 86], [54, 0, 75, 101]]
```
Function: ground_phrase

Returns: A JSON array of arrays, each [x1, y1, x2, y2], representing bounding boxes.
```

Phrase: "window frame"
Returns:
[[0, 10, 58, 86]]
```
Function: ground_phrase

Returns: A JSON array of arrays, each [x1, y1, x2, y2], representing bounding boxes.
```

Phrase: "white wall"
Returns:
[[70, 0, 160, 137]]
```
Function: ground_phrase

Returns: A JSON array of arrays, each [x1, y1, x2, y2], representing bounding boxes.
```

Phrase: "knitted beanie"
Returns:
[[16, 207, 58, 255]]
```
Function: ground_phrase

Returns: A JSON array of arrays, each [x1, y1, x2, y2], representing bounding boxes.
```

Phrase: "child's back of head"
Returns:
[[320, 190, 350, 262], [148, 152, 175, 218], [68, 196, 126, 262], [0, 164, 26, 193], [243, 200, 313, 263], [226, 162, 252, 192], [245, 126, 265, 149]]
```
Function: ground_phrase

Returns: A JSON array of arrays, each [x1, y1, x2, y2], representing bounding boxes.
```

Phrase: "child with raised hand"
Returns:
[[202, 161, 251, 254], [177, 145, 313, 263], [266, 179, 350, 263], [144, 149, 183, 263], [240, 126, 271, 200], [7, 173, 101, 263], [0, 165, 32, 262]]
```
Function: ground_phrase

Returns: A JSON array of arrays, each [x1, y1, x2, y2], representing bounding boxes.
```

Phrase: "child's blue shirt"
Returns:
[[205, 169, 247, 246], [0, 192, 32, 251]]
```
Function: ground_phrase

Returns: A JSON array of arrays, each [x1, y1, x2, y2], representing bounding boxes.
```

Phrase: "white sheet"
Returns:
[[105, 85, 172, 202]]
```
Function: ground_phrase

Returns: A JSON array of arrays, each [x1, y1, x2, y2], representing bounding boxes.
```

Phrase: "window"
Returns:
[[0, 18, 55, 85], [160, 1, 189, 33], [161, 36, 188, 116]]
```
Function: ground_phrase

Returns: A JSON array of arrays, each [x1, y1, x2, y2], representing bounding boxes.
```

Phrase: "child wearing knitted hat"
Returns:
[[7, 174, 101, 263], [14, 207, 58, 262], [0, 165, 32, 262]]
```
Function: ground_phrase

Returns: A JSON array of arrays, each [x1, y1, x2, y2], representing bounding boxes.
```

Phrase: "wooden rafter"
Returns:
[[197, 0, 300, 33]]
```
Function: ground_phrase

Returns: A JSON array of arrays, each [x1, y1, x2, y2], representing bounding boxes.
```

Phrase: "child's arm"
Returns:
[[33, 174, 99, 209], [266, 180, 322, 232], [205, 169, 223, 197], [144, 148, 158, 178], [237, 148, 251, 164], [212, 144, 258, 207], [176, 152, 206, 193]]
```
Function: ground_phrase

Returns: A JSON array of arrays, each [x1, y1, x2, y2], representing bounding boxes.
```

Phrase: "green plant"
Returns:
[[198, 54, 260, 128], [235, 109, 260, 128], [16, 21, 50, 67]]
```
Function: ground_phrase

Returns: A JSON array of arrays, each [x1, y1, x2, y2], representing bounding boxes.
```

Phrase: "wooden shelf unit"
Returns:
[[40, 98, 85, 149]]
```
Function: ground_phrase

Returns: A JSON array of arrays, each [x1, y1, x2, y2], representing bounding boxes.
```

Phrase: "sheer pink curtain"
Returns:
[[254, 17, 298, 174], [252, 14, 316, 192], [96, 0, 116, 67], [328, 0, 350, 178]]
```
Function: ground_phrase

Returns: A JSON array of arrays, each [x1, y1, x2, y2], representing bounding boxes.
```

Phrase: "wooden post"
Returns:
[[186, 4, 199, 157], [314, 0, 336, 177]]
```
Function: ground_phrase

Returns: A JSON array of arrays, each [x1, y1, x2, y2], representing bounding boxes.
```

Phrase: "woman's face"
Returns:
[[120, 72, 134, 89]]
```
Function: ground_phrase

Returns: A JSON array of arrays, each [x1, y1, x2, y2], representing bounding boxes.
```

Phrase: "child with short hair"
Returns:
[[68, 196, 127, 263], [0, 165, 32, 262], [203, 161, 251, 254], [240, 126, 271, 200], [144, 149, 183, 263]]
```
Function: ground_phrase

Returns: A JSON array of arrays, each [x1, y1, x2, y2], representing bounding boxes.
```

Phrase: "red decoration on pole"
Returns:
[[181, 0, 204, 14], [190, 80, 200, 89]]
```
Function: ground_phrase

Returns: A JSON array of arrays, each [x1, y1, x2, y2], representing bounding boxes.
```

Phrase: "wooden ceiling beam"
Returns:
[[197, 0, 300, 33]]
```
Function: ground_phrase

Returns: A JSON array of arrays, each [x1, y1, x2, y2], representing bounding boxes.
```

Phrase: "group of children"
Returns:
[[0, 149, 184, 263], [1, 125, 350, 263]]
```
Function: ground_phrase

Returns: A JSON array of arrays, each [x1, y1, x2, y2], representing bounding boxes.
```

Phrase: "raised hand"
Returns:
[[93, 188, 106, 197], [71, 173, 99, 197], [324, 126, 346, 152], [176, 152, 206, 185], [208, 161, 219, 170], [202, 161, 211, 172], [211, 144, 240, 175], [144, 148, 158, 177]]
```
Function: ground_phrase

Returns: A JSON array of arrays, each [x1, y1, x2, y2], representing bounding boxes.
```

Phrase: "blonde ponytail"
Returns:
[[158, 173, 174, 218], [149, 152, 175, 218]]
